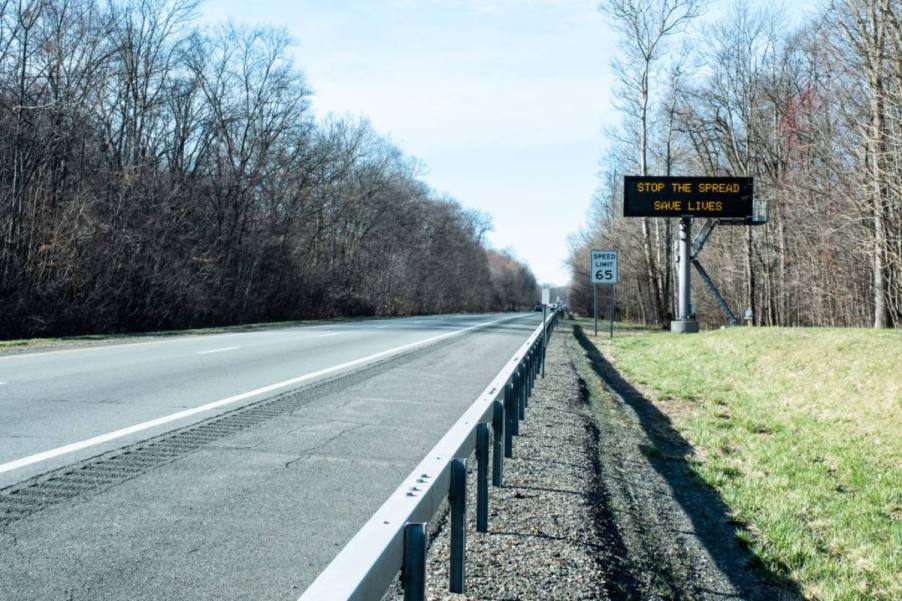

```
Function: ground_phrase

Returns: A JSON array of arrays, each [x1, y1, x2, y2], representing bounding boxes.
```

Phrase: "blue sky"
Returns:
[[200, 0, 816, 286]]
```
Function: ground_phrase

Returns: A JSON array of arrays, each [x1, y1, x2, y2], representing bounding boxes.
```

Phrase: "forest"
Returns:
[[570, 0, 902, 329], [0, 0, 539, 339]]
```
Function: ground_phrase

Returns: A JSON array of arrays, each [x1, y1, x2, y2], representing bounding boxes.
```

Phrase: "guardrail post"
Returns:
[[449, 458, 467, 594], [530, 346, 535, 388], [511, 372, 521, 434], [476, 423, 489, 533], [542, 337, 547, 373], [530, 347, 537, 391], [534, 344, 538, 374], [402, 522, 427, 601], [541, 323, 546, 379], [504, 382, 514, 457], [492, 400, 503, 485], [529, 351, 534, 387], [518, 366, 526, 422], [535, 343, 540, 377]]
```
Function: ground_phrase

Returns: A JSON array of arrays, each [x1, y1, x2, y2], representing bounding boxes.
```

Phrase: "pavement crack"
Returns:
[[284, 423, 367, 468]]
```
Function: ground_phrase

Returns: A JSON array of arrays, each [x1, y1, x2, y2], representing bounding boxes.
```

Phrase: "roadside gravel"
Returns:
[[399, 321, 801, 601], [405, 321, 609, 600]]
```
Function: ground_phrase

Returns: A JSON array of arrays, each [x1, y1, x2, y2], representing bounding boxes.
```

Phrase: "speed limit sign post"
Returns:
[[591, 250, 618, 338]]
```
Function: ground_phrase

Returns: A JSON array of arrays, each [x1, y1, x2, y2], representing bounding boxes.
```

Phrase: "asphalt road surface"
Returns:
[[0, 313, 542, 600]]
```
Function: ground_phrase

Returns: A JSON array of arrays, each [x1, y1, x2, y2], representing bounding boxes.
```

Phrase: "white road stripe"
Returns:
[[0, 315, 520, 474], [197, 346, 241, 355]]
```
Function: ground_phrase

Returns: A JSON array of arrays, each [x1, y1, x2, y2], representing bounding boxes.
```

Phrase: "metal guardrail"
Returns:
[[298, 310, 562, 601]]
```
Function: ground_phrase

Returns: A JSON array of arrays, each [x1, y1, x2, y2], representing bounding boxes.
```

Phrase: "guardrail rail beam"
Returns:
[[298, 312, 560, 601]]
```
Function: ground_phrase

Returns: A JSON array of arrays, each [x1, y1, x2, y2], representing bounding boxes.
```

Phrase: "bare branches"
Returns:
[[601, 0, 706, 61]]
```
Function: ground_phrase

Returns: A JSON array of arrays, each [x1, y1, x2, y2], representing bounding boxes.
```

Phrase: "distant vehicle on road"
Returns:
[[533, 304, 543, 312]]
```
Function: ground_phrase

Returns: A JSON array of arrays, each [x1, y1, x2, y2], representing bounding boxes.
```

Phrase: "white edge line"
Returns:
[[197, 346, 242, 355], [0, 315, 522, 475]]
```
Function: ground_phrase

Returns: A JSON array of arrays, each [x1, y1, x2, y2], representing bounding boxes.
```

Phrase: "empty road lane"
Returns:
[[0, 313, 541, 600]]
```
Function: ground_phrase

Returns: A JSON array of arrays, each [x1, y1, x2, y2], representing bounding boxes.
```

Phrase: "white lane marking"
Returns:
[[315, 332, 344, 338], [197, 346, 241, 355], [0, 315, 520, 474], [0, 382, 6, 385]]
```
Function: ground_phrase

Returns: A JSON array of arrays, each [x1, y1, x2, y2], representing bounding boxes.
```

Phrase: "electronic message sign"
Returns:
[[623, 176, 753, 218]]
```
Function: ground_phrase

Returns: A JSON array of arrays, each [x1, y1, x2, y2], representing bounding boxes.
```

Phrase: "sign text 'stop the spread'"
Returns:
[[623, 176, 753, 218]]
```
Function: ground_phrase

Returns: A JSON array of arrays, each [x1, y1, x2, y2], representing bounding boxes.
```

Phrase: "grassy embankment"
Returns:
[[584, 321, 901, 601]]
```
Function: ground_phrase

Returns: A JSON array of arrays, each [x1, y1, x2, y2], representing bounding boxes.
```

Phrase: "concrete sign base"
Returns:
[[670, 320, 699, 334]]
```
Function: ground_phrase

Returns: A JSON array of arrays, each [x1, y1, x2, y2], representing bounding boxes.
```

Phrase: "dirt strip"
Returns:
[[398, 321, 802, 601]]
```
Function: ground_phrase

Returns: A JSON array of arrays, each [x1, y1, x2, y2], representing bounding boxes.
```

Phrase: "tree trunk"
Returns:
[[871, 84, 889, 328], [745, 223, 756, 325], [639, 62, 666, 326]]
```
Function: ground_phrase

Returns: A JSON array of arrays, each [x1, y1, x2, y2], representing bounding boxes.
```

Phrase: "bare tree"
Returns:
[[832, 0, 897, 328], [601, 0, 705, 326]]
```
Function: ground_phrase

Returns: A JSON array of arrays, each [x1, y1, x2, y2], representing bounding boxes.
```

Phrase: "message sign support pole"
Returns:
[[679, 217, 690, 319], [593, 284, 598, 336], [672, 217, 699, 333]]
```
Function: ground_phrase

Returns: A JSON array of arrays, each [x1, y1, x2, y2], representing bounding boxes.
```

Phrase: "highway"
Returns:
[[0, 313, 541, 600]]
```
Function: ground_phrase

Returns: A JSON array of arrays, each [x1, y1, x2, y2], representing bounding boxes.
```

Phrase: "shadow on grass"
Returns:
[[573, 324, 803, 601]]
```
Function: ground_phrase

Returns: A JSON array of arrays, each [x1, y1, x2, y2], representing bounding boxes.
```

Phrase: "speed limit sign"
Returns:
[[591, 250, 618, 284]]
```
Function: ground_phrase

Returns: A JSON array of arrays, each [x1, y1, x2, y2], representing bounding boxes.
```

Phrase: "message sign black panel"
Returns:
[[623, 176, 753, 218]]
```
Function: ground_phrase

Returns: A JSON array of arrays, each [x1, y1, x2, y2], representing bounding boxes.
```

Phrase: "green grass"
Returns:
[[582, 320, 902, 601], [0, 337, 67, 349]]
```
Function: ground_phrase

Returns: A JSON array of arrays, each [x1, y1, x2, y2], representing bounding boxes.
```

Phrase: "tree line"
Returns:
[[0, 0, 538, 338], [570, 0, 902, 329]]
